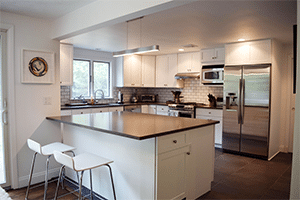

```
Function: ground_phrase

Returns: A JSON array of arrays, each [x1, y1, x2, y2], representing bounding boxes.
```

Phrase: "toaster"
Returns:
[[140, 95, 157, 102]]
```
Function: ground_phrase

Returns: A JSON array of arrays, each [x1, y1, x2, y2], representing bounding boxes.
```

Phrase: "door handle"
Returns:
[[238, 79, 242, 124], [2, 110, 7, 125], [241, 79, 245, 124]]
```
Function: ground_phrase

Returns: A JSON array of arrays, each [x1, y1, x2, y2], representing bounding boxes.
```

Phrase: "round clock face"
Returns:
[[28, 57, 48, 77]]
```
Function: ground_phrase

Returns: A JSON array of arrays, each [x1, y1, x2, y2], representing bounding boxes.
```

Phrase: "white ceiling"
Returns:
[[0, 0, 97, 20], [0, 0, 297, 55]]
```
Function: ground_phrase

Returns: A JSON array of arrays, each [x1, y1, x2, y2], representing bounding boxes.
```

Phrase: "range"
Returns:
[[168, 102, 196, 118]]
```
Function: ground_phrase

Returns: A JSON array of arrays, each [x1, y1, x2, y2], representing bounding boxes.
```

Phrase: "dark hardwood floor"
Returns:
[[7, 149, 292, 200]]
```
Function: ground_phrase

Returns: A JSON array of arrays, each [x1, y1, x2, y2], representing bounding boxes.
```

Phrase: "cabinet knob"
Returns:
[[186, 152, 191, 155], [209, 112, 211, 114], [173, 140, 177, 144]]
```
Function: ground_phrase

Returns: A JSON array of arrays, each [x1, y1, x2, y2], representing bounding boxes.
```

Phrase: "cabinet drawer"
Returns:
[[157, 133, 186, 153], [156, 105, 168, 112], [71, 109, 90, 115], [196, 108, 223, 117], [91, 108, 109, 113], [108, 106, 123, 112]]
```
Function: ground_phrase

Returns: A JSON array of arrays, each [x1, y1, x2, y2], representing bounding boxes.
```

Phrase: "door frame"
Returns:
[[0, 23, 17, 189], [288, 54, 295, 152]]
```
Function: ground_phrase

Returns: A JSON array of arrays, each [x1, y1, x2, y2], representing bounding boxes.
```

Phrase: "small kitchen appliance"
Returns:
[[202, 65, 224, 85], [171, 91, 183, 104], [140, 94, 157, 102], [117, 91, 123, 104]]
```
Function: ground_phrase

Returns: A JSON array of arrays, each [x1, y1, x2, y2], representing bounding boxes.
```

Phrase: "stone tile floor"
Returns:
[[7, 148, 292, 199], [198, 148, 292, 199]]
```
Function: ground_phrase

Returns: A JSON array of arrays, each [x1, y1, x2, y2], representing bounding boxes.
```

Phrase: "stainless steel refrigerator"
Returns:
[[222, 64, 271, 159]]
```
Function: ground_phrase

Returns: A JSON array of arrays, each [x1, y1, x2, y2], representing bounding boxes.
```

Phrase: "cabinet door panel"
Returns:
[[190, 52, 201, 72], [142, 56, 155, 87], [60, 44, 73, 85], [108, 106, 123, 112], [156, 56, 168, 87], [214, 48, 225, 62], [123, 55, 142, 87], [168, 54, 180, 87], [178, 53, 191, 73], [249, 40, 271, 64], [157, 146, 188, 200], [201, 49, 215, 63], [225, 43, 250, 65]]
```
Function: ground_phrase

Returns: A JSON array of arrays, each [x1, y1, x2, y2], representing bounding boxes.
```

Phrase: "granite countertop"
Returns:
[[47, 112, 219, 140], [61, 102, 222, 110]]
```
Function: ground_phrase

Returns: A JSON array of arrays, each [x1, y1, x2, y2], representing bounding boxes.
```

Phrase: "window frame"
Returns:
[[71, 59, 112, 100]]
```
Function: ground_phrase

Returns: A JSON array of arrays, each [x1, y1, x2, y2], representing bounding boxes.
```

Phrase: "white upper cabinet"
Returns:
[[60, 43, 74, 86], [156, 54, 183, 88], [225, 39, 271, 65], [178, 52, 201, 73], [201, 47, 225, 64], [142, 56, 156, 87], [116, 55, 142, 87]]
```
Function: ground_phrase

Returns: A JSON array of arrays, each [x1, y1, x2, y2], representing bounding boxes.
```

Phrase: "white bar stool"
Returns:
[[53, 151, 116, 200], [25, 139, 76, 200]]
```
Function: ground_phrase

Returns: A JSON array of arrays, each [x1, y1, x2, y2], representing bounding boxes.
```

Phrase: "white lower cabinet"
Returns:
[[61, 110, 72, 116], [71, 109, 91, 115], [108, 106, 123, 112], [196, 108, 223, 146], [156, 105, 169, 116], [156, 125, 215, 200], [148, 105, 157, 114], [91, 108, 109, 113], [141, 105, 149, 113]]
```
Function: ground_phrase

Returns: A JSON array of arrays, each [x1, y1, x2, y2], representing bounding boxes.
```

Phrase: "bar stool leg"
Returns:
[[90, 169, 93, 200], [70, 151, 79, 183], [43, 155, 51, 200], [106, 164, 117, 200], [25, 152, 38, 200], [78, 171, 84, 200], [54, 165, 65, 200]]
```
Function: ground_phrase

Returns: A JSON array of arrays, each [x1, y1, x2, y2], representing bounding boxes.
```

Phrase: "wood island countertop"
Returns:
[[46, 112, 219, 140]]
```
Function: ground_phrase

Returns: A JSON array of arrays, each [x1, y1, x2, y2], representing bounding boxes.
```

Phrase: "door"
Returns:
[[0, 31, 10, 187], [223, 66, 242, 152], [240, 65, 270, 157]]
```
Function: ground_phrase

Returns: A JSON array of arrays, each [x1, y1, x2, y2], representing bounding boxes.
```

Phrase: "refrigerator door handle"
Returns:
[[241, 79, 245, 124], [238, 78, 242, 124]]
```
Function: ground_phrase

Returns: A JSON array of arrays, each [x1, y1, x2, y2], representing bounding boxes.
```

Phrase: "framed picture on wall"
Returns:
[[21, 49, 55, 84]]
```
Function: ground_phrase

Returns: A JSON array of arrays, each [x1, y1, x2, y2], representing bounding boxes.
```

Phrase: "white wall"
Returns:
[[1, 11, 61, 188]]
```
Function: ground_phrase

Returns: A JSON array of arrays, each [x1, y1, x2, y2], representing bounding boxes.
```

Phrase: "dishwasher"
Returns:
[[124, 105, 141, 113]]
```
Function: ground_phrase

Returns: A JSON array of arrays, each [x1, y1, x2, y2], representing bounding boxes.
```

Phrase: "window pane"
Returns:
[[72, 60, 90, 99], [94, 61, 110, 97]]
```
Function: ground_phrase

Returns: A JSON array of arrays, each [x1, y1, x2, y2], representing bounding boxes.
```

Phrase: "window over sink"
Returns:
[[71, 59, 111, 100]]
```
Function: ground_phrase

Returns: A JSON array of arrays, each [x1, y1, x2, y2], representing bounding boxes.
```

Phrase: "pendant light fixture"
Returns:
[[113, 17, 159, 57]]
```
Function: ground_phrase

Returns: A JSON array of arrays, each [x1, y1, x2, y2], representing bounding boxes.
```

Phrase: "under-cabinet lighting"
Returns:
[[178, 49, 185, 51], [113, 45, 159, 57], [238, 38, 246, 42]]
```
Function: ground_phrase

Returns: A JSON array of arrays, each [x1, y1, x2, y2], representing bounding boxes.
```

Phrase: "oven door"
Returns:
[[168, 110, 194, 118], [202, 68, 224, 84]]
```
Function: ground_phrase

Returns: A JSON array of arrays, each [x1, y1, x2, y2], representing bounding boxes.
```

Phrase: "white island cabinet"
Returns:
[[47, 112, 216, 200]]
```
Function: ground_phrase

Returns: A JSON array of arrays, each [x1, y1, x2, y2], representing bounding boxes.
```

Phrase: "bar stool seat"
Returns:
[[25, 139, 76, 200], [53, 151, 116, 200]]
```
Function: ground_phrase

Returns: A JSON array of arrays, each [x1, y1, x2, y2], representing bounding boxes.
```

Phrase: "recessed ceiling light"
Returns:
[[238, 38, 246, 42], [178, 49, 184, 51]]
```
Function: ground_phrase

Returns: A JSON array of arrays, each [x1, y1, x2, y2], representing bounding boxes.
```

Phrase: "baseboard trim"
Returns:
[[18, 167, 60, 188], [268, 151, 280, 161]]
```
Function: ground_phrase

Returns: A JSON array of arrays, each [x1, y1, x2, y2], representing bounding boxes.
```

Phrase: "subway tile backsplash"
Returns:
[[61, 79, 223, 105]]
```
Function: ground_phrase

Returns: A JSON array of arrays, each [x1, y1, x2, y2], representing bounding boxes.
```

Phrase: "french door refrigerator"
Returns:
[[222, 64, 271, 159]]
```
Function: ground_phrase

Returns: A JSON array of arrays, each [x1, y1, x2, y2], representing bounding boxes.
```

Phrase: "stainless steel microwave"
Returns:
[[201, 65, 224, 85]]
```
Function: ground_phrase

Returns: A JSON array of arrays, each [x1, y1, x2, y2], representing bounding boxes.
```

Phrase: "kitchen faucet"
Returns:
[[94, 89, 104, 103], [77, 94, 87, 103]]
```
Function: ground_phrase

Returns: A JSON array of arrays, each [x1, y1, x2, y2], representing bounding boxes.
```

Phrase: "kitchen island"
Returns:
[[47, 112, 218, 200]]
